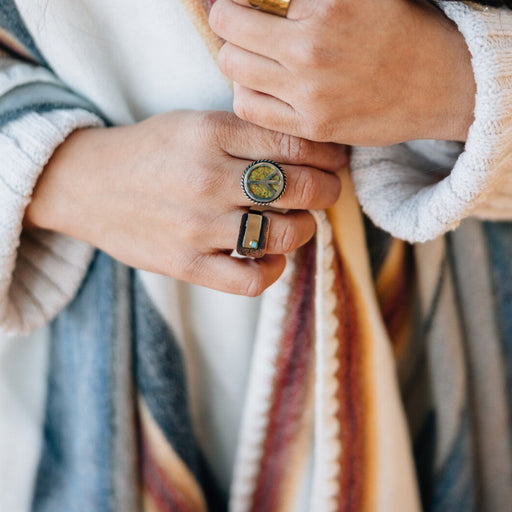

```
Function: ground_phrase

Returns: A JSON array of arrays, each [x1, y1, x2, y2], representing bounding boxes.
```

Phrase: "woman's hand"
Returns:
[[209, 0, 476, 145], [25, 111, 346, 296]]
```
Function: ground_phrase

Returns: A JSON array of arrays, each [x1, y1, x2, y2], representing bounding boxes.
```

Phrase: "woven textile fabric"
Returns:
[[0, 1, 511, 511]]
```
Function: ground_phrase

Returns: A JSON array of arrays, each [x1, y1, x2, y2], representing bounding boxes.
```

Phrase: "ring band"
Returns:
[[248, 0, 291, 17], [241, 160, 286, 206], [237, 210, 269, 258]]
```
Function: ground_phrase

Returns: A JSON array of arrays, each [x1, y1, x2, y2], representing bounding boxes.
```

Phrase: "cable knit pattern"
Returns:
[[0, 109, 104, 335], [351, 2, 512, 243]]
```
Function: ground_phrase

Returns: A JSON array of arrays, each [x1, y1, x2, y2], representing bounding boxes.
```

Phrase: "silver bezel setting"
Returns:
[[241, 160, 287, 206]]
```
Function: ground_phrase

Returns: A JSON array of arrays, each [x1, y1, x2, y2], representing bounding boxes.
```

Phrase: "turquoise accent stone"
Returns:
[[250, 240, 258, 249]]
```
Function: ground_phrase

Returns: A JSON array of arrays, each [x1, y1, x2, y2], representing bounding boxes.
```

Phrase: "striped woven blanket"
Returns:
[[1, 1, 511, 511]]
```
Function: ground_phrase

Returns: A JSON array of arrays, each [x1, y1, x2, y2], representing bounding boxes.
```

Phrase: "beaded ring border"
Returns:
[[241, 160, 287, 206]]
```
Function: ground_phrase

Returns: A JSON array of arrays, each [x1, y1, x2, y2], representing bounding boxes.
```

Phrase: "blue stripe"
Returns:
[[414, 410, 437, 510], [0, 81, 109, 128], [32, 252, 120, 511], [132, 275, 202, 477], [132, 275, 226, 509], [484, 222, 512, 443], [0, 3, 110, 128], [32, 252, 224, 510], [431, 410, 477, 512]]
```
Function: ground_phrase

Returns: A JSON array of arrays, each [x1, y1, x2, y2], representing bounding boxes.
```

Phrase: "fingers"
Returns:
[[232, 84, 334, 142], [226, 159, 341, 210], [210, 0, 289, 60], [178, 210, 316, 297], [181, 252, 287, 296], [264, 210, 315, 254], [218, 43, 288, 100], [205, 111, 347, 171], [214, 209, 316, 255]]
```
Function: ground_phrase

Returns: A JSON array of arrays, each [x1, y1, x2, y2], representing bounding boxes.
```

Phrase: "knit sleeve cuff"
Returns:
[[0, 108, 104, 335], [350, 2, 512, 243]]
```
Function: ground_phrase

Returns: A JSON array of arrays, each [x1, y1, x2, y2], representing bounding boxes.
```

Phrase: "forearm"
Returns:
[[411, 0, 476, 142], [24, 125, 123, 242]]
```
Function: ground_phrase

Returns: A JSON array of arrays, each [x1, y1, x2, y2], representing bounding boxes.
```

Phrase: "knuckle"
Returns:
[[314, 0, 339, 19], [300, 81, 325, 105], [277, 132, 308, 163], [217, 45, 234, 77], [241, 270, 265, 297], [296, 38, 324, 65], [201, 110, 239, 148], [171, 251, 204, 281], [179, 212, 207, 246], [195, 111, 218, 144], [305, 115, 332, 142], [233, 95, 253, 123], [294, 172, 318, 206], [280, 222, 299, 254], [188, 167, 218, 199], [208, 1, 227, 34]]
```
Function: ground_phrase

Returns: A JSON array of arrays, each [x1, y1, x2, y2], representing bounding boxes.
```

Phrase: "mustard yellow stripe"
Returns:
[[375, 238, 415, 359], [375, 238, 406, 304], [139, 398, 208, 512], [391, 313, 414, 361]]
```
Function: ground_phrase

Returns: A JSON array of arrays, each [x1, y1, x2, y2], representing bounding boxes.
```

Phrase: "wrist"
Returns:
[[24, 126, 112, 240], [435, 21, 476, 141], [409, 6, 476, 142]]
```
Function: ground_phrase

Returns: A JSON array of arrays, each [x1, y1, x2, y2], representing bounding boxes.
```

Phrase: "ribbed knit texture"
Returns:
[[0, 108, 104, 334], [351, 2, 512, 242]]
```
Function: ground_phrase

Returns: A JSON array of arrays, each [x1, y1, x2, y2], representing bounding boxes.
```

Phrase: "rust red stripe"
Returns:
[[249, 239, 317, 512], [140, 432, 192, 512], [332, 247, 366, 512]]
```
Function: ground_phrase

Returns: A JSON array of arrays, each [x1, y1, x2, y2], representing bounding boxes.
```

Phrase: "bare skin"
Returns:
[[209, 0, 476, 145], [25, 110, 347, 296]]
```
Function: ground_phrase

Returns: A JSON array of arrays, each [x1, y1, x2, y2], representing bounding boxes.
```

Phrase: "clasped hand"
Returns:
[[210, 0, 476, 145], [26, 112, 346, 296]]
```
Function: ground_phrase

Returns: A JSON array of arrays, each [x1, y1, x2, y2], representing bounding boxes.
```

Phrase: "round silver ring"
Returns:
[[241, 160, 287, 206]]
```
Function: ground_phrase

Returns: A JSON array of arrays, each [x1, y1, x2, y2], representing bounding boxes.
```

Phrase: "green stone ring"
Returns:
[[241, 160, 287, 206]]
